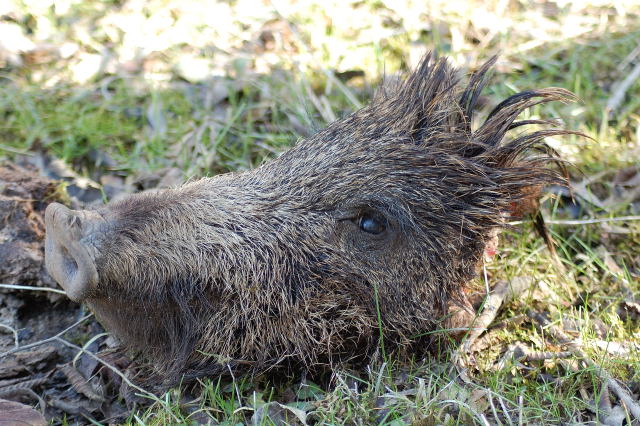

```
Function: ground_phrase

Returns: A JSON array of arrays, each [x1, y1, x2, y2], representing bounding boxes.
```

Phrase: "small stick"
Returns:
[[0, 314, 92, 358], [459, 277, 535, 358], [0, 283, 66, 295], [518, 393, 524, 426], [498, 394, 514, 426], [617, 42, 640, 72], [487, 393, 502, 426], [606, 61, 640, 116], [545, 216, 640, 225], [523, 351, 573, 361], [509, 215, 640, 226], [460, 279, 511, 356]]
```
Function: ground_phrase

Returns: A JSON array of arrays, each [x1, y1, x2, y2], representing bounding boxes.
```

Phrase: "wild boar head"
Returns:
[[45, 55, 575, 381]]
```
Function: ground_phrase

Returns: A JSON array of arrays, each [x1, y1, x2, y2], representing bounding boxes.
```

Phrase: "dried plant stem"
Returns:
[[545, 216, 640, 225], [510, 215, 640, 226], [459, 277, 535, 359], [0, 283, 66, 295], [459, 279, 511, 357], [607, 60, 640, 116], [0, 314, 92, 359], [524, 351, 573, 361]]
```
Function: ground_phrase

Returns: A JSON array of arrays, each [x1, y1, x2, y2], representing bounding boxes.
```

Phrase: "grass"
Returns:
[[2, 0, 639, 424]]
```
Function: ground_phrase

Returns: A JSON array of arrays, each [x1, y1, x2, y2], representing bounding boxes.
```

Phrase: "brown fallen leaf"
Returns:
[[0, 398, 46, 426], [0, 347, 57, 379], [59, 363, 105, 402], [252, 401, 307, 426]]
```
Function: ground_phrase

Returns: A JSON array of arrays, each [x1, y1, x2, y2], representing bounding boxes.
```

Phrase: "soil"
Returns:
[[0, 163, 135, 423]]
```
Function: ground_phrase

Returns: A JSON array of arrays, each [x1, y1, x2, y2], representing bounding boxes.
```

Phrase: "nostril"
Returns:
[[60, 246, 79, 279], [66, 214, 82, 229]]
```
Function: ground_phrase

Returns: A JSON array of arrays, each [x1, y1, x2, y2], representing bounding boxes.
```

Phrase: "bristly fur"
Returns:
[[73, 53, 579, 385]]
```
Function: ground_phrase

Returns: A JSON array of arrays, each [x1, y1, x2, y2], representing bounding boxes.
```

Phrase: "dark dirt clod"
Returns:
[[0, 163, 63, 297], [0, 163, 138, 422]]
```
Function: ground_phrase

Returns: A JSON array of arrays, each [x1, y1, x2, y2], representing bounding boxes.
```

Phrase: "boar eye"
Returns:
[[358, 213, 387, 235]]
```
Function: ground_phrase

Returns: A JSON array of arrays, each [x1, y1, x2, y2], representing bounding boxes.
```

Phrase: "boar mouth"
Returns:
[[45, 202, 104, 302]]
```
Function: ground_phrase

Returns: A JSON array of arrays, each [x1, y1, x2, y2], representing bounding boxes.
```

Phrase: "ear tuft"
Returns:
[[373, 53, 461, 142]]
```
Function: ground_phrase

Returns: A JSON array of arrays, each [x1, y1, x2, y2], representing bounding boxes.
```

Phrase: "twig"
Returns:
[[460, 279, 511, 356], [487, 393, 502, 426], [528, 311, 640, 421], [458, 277, 535, 358], [524, 351, 573, 361], [545, 216, 640, 225], [510, 215, 640, 226], [0, 322, 19, 349], [617, 42, 640, 72], [517, 394, 524, 426], [0, 314, 92, 358], [227, 363, 243, 411], [607, 60, 640, 116], [498, 395, 514, 426], [0, 283, 66, 295]]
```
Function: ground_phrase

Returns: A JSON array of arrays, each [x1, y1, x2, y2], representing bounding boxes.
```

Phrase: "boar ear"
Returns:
[[375, 53, 461, 143], [375, 54, 496, 144], [471, 85, 583, 179], [474, 87, 578, 150], [458, 56, 497, 133]]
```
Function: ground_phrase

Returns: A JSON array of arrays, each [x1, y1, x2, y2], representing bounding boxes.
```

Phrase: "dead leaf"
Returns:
[[0, 398, 46, 426], [59, 363, 105, 402], [49, 397, 100, 416], [596, 245, 624, 275], [252, 401, 307, 426], [469, 388, 490, 413], [0, 347, 57, 379]]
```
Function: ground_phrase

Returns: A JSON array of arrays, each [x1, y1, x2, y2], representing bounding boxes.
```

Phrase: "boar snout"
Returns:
[[45, 202, 102, 301]]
